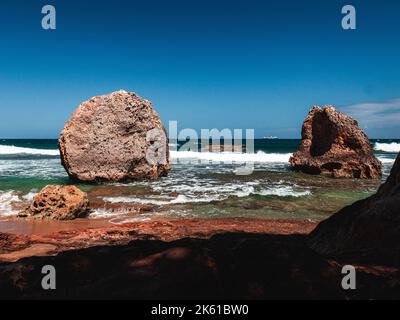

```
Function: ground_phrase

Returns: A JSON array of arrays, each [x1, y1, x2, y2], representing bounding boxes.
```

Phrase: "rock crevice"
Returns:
[[290, 106, 382, 179]]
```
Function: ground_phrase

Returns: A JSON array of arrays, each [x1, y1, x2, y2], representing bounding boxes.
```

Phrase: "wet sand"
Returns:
[[0, 216, 112, 236]]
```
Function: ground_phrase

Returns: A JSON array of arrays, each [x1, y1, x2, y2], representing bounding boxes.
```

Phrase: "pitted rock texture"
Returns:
[[59, 90, 171, 181], [19, 185, 90, 220], [289, 106, 382, 179]]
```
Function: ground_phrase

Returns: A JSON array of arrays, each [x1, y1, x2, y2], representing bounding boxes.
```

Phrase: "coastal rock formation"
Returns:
[[59, 90, 171, 182], [289, 106, 382, 179], [19, 185, 90, 220], [308, 152, 400, 265]]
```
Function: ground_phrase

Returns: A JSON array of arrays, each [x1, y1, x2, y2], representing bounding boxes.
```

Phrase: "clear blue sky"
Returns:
[[0, 0, 399, 138]]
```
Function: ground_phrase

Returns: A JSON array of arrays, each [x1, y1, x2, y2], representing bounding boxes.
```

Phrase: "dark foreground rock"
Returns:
[[0, 218, 399, 300], [59, 90, 171, 182], [309, 153, 400, 265], [1, 232, 399, 300], [18, 185, 90, 220], [290, 106, 382, 179]]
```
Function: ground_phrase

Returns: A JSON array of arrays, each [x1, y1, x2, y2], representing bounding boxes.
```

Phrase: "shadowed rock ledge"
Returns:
[[308, 152, 400, 266], [0, 217, 399, 299], [1, 232, 400, 300]]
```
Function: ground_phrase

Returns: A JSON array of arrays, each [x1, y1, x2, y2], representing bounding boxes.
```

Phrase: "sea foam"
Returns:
[[0, 145, 60, 156], [0, 191, 21, 216], [0, 144, 290, 163], [102, 185, 311, 206], [378, 156, 396, 164], [170, 150, 291, 163], [374, 142, 400, 153]]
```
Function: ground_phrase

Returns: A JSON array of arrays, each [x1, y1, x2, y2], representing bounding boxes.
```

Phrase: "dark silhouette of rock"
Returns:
[[308, 153, 400, 265], [18, 185, 90, 220], [59, 90, 171, 182], [1, 233, 398, 300], [290, 106, 382, 179]]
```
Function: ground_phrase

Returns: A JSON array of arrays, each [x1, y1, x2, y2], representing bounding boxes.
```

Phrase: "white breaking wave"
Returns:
[[89, 208, 129, 218], [374, 142, 400, 153], [103, 194, 222, 205], [102, 185, 311, 206], [0, 191, 21, 216], [0, 144, 290, 163], [22, 191, 38, 201], [0, 189, 41, 217], [0, 145, 60, 156], [378, 156, 396, 164], [257, 186, 311, 197], [170, 150, 291, 163]]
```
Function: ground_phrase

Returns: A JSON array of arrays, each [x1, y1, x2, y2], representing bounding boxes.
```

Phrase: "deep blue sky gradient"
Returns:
[[0, 0, 399, 138]]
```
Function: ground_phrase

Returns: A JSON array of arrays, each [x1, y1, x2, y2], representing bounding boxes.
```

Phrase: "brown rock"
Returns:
[[289, 106, 382, 179], [19, 185, 90, 220], [59, 90, 171, 182], [308, 153, 400, 264]]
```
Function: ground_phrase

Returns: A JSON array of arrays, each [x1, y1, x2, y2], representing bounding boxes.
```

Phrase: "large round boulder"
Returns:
[[289, 106, 382, 179], [19, 185, 90, 220], [59, 90, 171, 181]]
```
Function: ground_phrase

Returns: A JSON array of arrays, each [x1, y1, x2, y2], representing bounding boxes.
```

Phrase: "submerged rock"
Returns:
[[290, 106, 382, 179], [308, 152, 400, 264], [19, 185, 90, 220], [59, 90, 171, 182]]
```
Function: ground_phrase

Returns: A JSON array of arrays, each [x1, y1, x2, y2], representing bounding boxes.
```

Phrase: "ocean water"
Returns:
[[0, 139, 398, 223]]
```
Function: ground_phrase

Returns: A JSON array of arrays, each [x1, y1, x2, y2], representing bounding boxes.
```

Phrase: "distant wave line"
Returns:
[[374, 142, 400, 153], [0, 145, 60, 156]]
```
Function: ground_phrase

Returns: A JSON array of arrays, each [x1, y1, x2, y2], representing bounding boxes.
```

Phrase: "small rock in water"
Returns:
[[59, 90, 171, 182], [290, 105, 382, 179], [19, 185, 90, 220]]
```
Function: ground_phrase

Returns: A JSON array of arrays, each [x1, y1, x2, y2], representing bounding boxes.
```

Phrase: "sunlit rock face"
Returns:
[[19, 185, 90, 220], [59, 90, 171, 182], [290, 106, 382, 179]]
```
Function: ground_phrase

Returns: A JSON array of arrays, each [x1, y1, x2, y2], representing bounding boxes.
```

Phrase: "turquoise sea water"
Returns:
[[0, 139, 398, 222]]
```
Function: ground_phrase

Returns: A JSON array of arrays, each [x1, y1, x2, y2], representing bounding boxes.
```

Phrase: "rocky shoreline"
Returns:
[[0, 218, 318, 262], [1, 223, 399, 299], [0, 97, 399, 299], [0, 213, 400, 299]]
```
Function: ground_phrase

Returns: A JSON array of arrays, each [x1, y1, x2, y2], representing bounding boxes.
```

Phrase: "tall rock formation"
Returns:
[[290, 106, 382, 179]]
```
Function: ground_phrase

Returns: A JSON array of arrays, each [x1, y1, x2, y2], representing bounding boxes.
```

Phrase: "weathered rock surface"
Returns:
[[290, 106, 382, 179], [59, 90, 171, 182], [19, 185, 90, 220], [0, 218, 318, 262], [308, 152, 400, 265]]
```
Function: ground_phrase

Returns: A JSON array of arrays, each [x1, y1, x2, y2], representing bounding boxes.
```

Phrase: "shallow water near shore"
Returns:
[[0, 139, 398, 231]]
